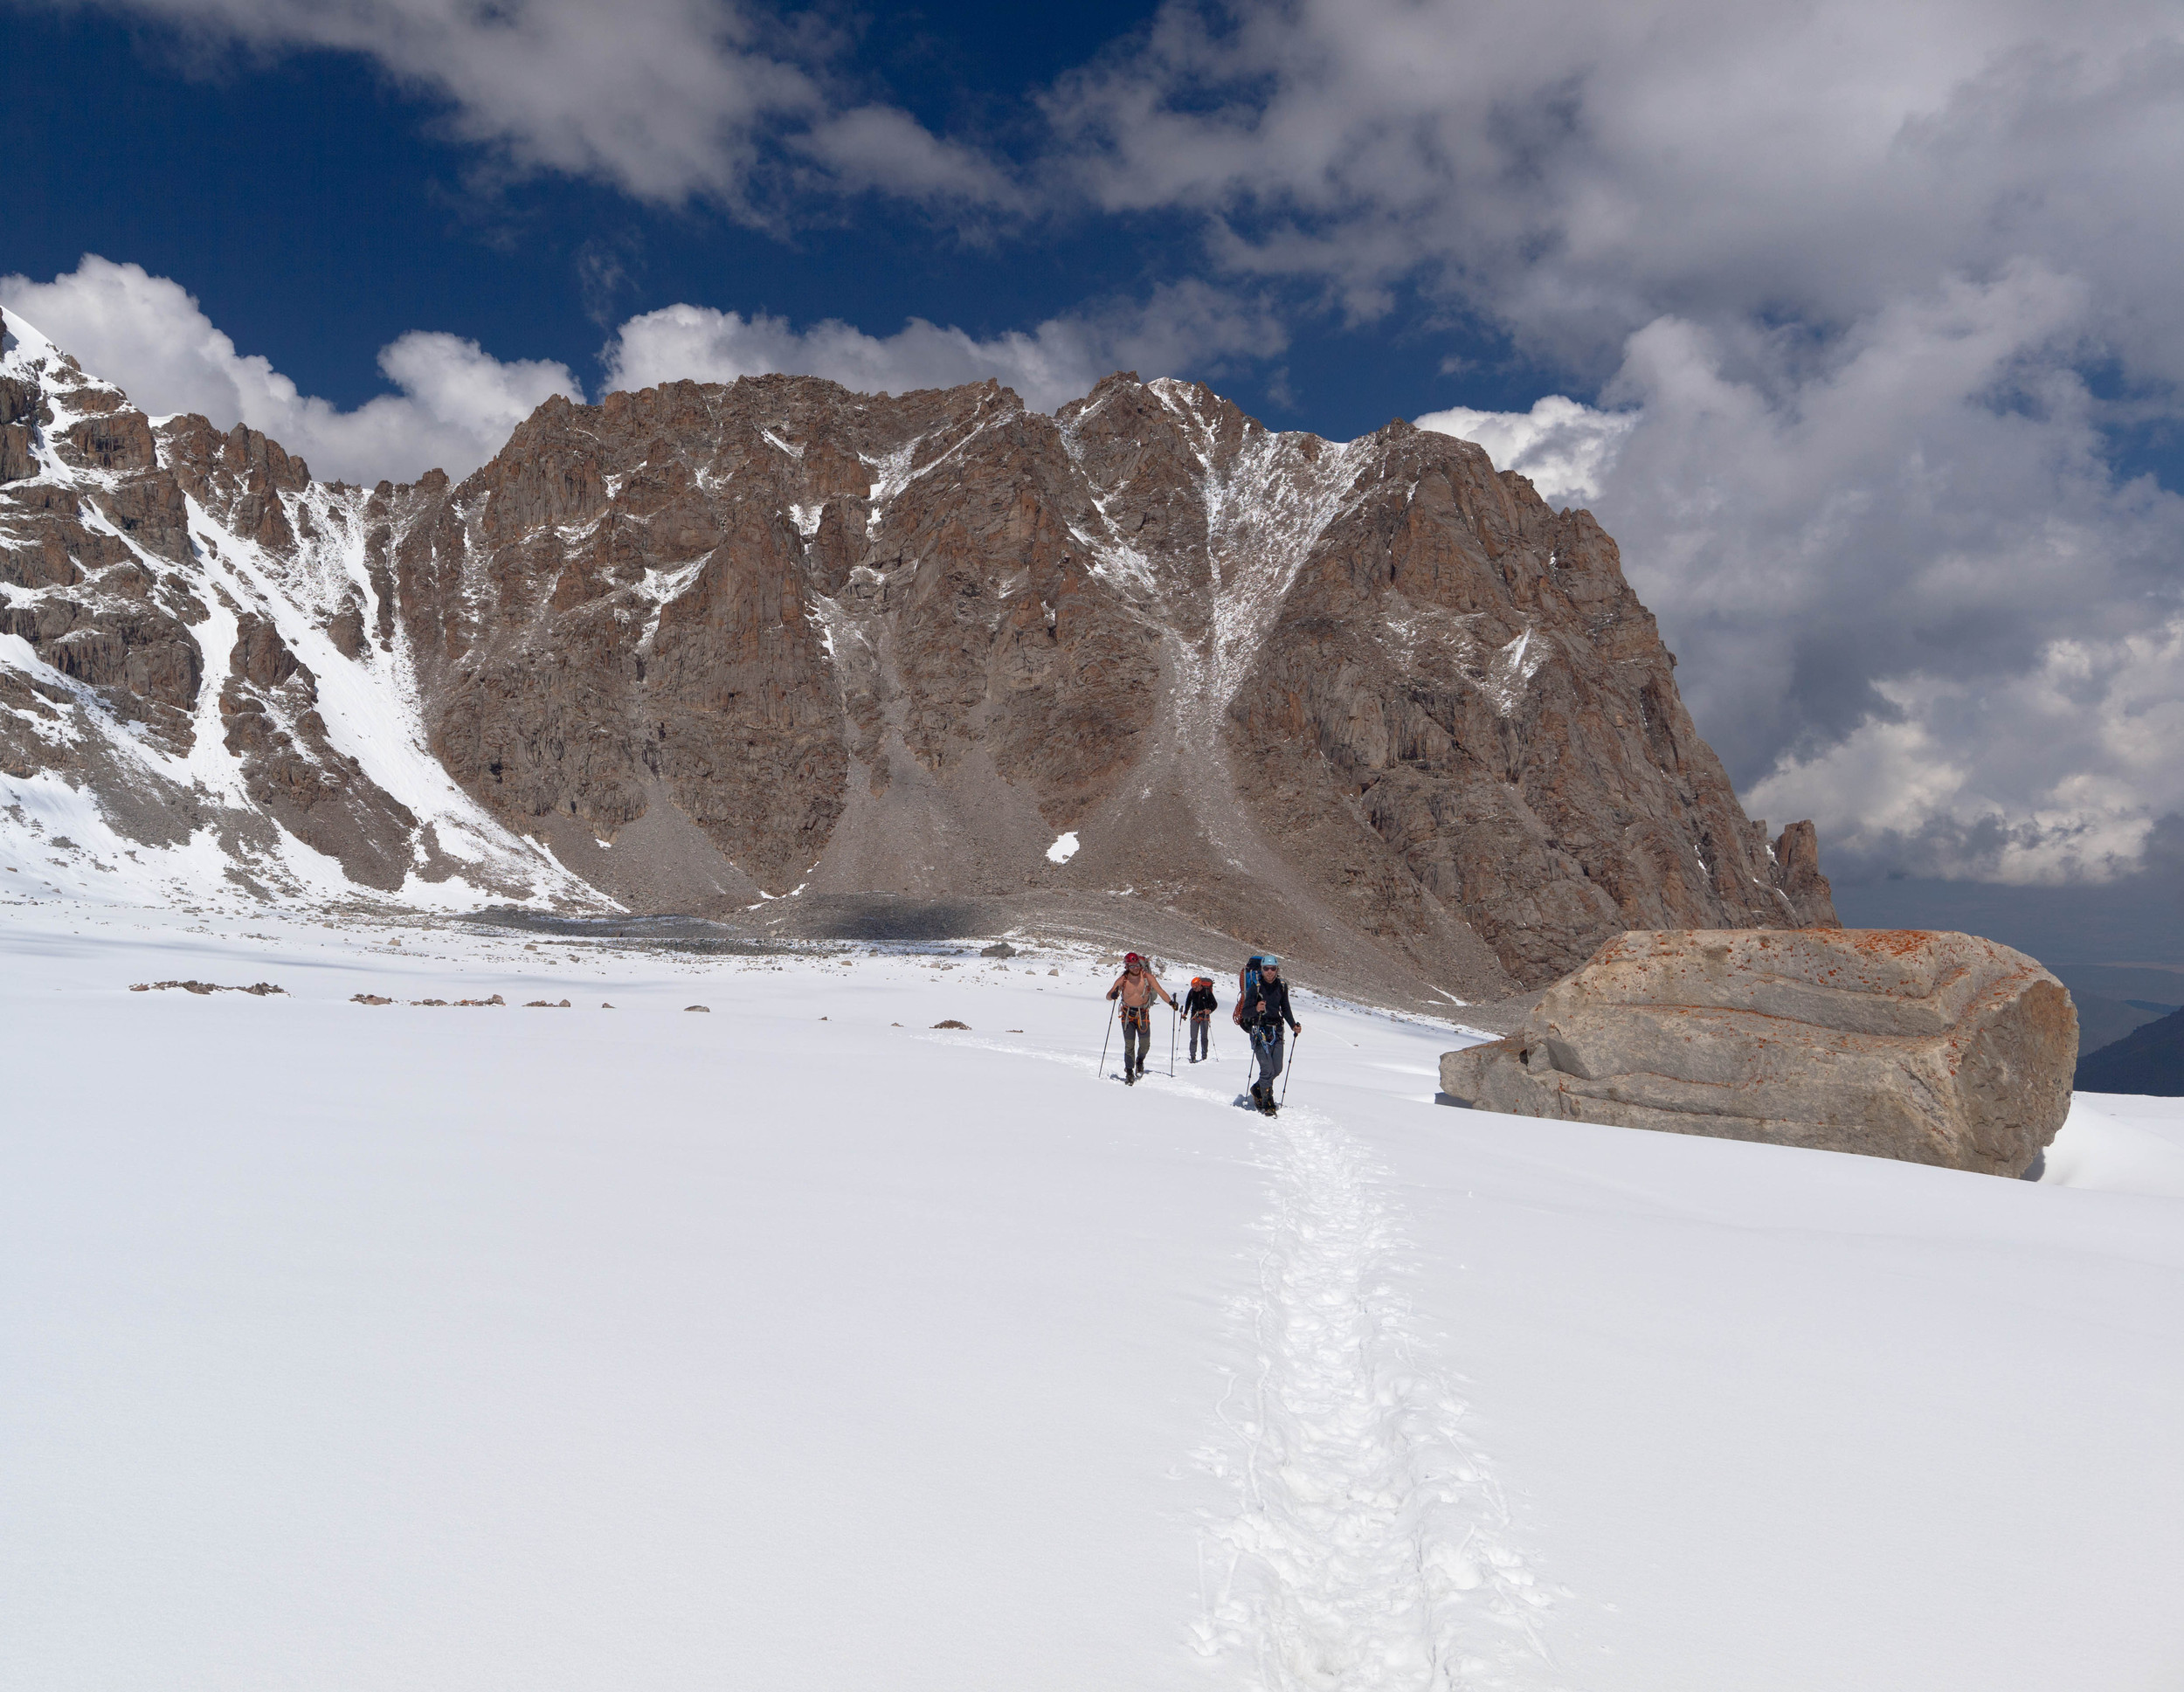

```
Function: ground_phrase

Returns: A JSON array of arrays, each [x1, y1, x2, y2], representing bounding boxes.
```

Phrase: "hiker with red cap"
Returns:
[[1105, 952, 1176, 1085]]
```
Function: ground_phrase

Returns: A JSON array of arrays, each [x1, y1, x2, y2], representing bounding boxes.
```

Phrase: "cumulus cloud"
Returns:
[[601, 281, 1286, 411], [53, 0, 1010, 211], [1415, 397, 1634, 507], [0, 256, 579, 483], [1052, 0, 2184, 372]]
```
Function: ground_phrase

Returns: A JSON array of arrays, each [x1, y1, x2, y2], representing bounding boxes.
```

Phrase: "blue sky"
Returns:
[[8, 2, 1553, 438], [7, 0, 2184, 925]]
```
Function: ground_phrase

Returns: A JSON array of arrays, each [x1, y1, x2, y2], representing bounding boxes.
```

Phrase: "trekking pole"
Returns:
[[1098, 995, 1117, 1077], [1170, 1003, 1178, 1076], [1280, 1028, 1301, 1106]]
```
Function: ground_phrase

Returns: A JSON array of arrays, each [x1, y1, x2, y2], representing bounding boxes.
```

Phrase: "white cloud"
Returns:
[[1743, 628, 2184, 884], [1416, 396, 1635, 507], [0, 256, 580, 483], [64, 0, 1005, 211], [1053, 0, 2184, 376], [601, 281, 1286, 412], [793, 107, 1026, 210]]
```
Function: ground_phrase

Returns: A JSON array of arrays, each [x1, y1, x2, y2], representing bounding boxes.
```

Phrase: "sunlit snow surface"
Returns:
[[1046, 830, 1081, 864], [5, 895, 2183, 1691]]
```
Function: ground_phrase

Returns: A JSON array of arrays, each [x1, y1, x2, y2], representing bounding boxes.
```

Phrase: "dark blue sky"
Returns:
[[9, 3, 1557, 437]]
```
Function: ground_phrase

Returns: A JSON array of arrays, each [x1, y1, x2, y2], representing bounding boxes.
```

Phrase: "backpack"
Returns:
[[1241, 956, 1265, 1008]]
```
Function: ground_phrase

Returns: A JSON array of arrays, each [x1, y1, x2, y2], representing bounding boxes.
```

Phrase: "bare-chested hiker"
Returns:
[[1105, 952, 1176, 1085]]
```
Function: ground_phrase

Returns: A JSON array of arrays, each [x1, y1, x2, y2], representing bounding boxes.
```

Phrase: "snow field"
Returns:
[[1192, 1102, 1549, 1688], [5, 901, 2184, 1690]]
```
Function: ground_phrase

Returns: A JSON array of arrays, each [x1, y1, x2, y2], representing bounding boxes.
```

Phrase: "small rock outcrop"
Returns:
[[1439, 929, 2077, 1177]]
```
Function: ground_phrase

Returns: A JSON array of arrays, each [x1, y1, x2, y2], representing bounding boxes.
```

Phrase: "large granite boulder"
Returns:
[[1439, 929, 2077, 1177]]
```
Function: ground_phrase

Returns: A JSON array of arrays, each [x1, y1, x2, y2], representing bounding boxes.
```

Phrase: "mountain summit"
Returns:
[[0, 308, 1834, 998]]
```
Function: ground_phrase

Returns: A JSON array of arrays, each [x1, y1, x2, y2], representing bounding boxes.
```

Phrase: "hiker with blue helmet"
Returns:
[[1233, 953, 1302, 1114]]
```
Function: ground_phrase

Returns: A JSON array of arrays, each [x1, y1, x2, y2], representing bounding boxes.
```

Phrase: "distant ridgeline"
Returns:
[[2049, 965, 2184, 1092], [2077, 1006, 2184, 1097]]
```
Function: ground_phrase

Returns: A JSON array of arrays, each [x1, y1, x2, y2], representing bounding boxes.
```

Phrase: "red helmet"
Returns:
[[1124, 951, 1142, 963]]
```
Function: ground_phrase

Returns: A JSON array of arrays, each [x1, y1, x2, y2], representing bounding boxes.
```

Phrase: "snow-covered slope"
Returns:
[[5, 896, 2180, 1690], [0, 309, 596, 913]]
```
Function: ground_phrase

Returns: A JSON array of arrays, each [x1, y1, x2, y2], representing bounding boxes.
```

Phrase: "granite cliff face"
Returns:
[[0, 307, 1835, 995]]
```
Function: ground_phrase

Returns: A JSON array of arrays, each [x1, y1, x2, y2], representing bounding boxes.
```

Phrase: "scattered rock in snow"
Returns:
[[1439, 929, 2077, 1177], [132, 979, 286, 996], [350, 993, 393, 1005], [527, 998, 572, 1008], [411, 998, 448, 1007], [981, 942, 1017, 957], [685, 1005, 710, 1012], [933, 1019, 971, 1030]]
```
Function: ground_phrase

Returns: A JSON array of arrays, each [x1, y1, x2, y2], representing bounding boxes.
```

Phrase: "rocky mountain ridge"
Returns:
[[0, 307, 1835, 999]]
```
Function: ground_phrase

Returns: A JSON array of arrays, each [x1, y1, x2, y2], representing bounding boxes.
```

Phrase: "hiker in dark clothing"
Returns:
[[1234, 954, 1303, 1111], [1183, 977, 1219, 1061], [1106, 952, 1176, 1084]]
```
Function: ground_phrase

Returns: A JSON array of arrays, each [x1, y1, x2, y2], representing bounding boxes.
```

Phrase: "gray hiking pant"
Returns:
[[1190, 1016, 1210, 1060], [1123, 1008, 1151, 1076], [1249, 1025, 1286, 1090]]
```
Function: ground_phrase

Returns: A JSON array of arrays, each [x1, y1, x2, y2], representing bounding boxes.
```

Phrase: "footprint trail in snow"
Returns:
[[1192, 1102, 1556, 1689], [918, 1023, 1559, 1685]]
